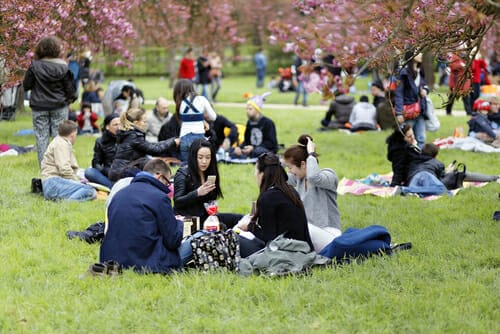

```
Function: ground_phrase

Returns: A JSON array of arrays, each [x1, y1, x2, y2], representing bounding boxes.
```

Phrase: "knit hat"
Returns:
[[104, 113, 120, 127], [247, 92, 272, 113]]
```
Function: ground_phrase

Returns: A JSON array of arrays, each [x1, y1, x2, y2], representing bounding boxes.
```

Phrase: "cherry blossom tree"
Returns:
[[269, 0, 500, 98], [0, 0, 139, 85]]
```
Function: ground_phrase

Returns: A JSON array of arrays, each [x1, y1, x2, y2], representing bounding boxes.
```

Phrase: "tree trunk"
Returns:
[[423, 52, 435, 90], [167, 47, 177, 89]]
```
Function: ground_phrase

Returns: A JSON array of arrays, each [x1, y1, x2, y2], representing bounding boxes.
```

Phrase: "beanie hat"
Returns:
[[104, 113, 120, 127], [247, 92, 272, 113], [472, 99, 490, 112]]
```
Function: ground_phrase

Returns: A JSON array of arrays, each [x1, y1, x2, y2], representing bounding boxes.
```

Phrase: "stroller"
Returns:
[[278, 67, 296, 92], [0, 84, 22, 121]]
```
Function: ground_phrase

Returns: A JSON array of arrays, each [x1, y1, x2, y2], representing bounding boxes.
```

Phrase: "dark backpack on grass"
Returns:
[[31, 178, 43, 194]]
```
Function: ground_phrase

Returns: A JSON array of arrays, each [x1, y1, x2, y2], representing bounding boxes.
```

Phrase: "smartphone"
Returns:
[[207, 175, 216, 185]]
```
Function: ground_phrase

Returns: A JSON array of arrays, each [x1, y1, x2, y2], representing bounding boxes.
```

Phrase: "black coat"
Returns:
[[386, 134, 420, 186], [109, 127, 176, 181], [23, 59, 76, 110], [91, 130, 117, 177], [173, 166, 218, 222]]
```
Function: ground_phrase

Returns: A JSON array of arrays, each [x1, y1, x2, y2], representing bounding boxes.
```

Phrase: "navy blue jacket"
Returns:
[[468, 112, 497, 139], [395, 67, 428, 117], [100, 172, 183, 273], [407, 154, 445, 182]]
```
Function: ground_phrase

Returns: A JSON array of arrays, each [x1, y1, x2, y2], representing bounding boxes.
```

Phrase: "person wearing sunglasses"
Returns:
[[235, 152, 313, 257]]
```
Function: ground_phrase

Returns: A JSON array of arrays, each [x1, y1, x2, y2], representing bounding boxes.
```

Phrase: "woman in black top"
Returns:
[[386, 123, 421, 186], [84, 113, 120, 188], [236, 152, 313, 257], [174, 139, 241, 227]]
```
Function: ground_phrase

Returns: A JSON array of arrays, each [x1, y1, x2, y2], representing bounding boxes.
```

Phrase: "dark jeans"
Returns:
[[238, 234, 266, 258]]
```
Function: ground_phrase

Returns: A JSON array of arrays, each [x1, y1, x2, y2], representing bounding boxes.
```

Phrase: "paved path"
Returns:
[[145, 100, 467, 117]]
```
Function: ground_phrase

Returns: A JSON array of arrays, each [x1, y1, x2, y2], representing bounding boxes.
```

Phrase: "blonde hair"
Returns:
[[120, 108, 146, 131]]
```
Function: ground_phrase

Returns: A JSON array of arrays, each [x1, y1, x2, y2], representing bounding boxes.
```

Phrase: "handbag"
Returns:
[[402, 100, 421, 120], [424, 97, 440, 132], [190, 230, 240, 272], [441, 163, 466, 190]]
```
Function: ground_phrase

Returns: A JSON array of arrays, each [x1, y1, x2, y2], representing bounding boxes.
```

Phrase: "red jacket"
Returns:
[[471, 59, 490, 85], [448, 53, 471, 92], [178, 58, 195, 80], [77, 111, 99, 130]]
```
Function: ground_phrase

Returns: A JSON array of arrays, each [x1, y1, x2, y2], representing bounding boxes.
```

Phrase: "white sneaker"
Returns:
[[391, 186, 402, 197]]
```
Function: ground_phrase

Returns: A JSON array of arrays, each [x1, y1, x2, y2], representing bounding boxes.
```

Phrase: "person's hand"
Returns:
[[174, 138, 180, 146], [222, 138, 231, 151], [233, 147, 242, 156], [420, 89, 427, 98], [242, 145, 254, 154], [197, 181, 216, 196], [236, 214, 252, 231], [306, 136, 315, 154], [396, 115, 405, 124]]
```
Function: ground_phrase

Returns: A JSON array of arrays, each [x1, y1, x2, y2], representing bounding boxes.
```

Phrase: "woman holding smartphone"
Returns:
[[173, 138, 241, 227]]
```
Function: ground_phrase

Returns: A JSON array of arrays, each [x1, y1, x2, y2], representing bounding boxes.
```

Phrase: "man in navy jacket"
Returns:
[[100, 159, 183, 274]]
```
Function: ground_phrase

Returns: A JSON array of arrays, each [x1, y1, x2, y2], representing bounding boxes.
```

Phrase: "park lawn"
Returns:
[[0, 85, 498, 333]]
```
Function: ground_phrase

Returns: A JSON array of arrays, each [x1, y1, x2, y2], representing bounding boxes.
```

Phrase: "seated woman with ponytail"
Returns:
[[235, 152, 313, 257], [283, 135, 342, 252], [109, 108, 179, 182]]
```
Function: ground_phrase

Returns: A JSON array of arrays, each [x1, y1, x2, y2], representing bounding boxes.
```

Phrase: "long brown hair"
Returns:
[[252, 152, 303, 223], [173, 79, 197, 118]]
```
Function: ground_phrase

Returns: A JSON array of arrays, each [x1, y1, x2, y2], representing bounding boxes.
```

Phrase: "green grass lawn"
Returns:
[[0, 75, 498, 333]]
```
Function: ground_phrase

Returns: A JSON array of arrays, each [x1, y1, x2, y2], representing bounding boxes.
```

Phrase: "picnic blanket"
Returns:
[[338, 173, 489, 200], [433, 136, 500, 153]]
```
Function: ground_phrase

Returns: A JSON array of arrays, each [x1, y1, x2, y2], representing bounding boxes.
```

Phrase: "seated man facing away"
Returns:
[[100, 159, 186, 274], [41, 120, 97, 201], [348, 95, 377, 132]]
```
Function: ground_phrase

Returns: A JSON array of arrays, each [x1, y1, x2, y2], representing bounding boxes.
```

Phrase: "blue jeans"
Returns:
[[406, 114, 426, 148], [32, 106, 69, 166], [256, 68, 266, 88], [180, 133, 205, 162], [43, 177, 97, 202], [294, 81, 308, 106], [178, 231, 207, 266], [401, 171, 448, 196], [199, 84, 210, 101], [84, 168, 112, 188]]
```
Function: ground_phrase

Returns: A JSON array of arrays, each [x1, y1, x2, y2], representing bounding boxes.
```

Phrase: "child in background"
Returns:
[[77, 103, 99, 135]]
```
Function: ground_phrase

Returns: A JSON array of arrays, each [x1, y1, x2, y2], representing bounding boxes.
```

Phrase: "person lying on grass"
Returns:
[[395, 143, 499, 197]]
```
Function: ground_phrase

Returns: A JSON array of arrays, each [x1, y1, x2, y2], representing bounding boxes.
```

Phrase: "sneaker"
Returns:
[[391, 186, 402, 197], [87, 263, 107, 277], [104, 261, 122, 276]]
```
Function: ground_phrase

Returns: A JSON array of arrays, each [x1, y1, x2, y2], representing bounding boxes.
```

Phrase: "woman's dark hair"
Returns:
[[252, 152, 303, 223], [386, 123, 412, 144], [35, 36, 62, 59], [173, 79, 197, 117], [187, 139, 223, 198], [283, 134, 316, 168], [102, 113, 120, 132], [81, 102, 92, 112]]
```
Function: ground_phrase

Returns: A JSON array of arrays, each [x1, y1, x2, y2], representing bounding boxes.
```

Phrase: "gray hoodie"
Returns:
[[288, 156, 341, 230]]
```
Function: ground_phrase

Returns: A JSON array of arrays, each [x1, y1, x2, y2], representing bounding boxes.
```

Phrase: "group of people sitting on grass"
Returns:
[[98, 133, 341, 274], [386, 123, 499, 198]]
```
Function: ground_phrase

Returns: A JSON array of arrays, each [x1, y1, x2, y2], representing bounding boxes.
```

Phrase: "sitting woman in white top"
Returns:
[[283, 134, 342, 252], [173, 79, 217, 162]]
